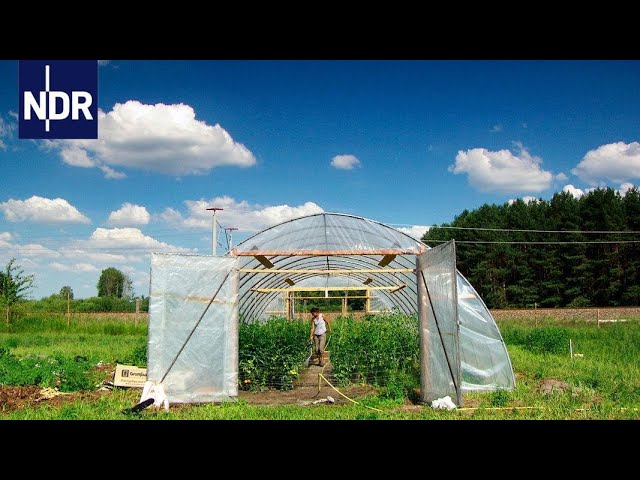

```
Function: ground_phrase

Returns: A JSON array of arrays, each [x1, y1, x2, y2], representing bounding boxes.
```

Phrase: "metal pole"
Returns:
[[206, 207, 223, 256]]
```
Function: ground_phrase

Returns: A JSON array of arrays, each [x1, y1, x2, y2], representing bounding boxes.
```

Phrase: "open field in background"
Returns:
[[10, 306, 640, 324], [0, 312, 638, 419]]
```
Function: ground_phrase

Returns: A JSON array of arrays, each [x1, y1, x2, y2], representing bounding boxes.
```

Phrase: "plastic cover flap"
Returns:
[[417, 240, 461, 404], [148, 253, 238, 403]]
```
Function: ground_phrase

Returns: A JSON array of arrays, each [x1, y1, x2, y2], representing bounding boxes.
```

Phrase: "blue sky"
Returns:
[[1, 60, 639, 299]]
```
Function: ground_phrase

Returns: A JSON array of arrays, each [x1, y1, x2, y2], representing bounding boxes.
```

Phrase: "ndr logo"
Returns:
[[19, 60, 98, 139]]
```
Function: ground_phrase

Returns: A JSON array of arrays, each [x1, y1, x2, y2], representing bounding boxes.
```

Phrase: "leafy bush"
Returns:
[[525, 327, 570, 355], [238, 318, 309, 391], [500, 326, 529, 346], [489, 389, 510, 407], [330, 314, 420, 389], [116, 341, 148, 367], [0, 348, 96, 391], [502, 325, 571, 355]]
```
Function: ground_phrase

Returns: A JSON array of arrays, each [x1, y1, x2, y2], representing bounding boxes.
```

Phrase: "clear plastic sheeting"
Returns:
[[417, 241, 462, 405], [147, 253, 238, 403], [457, 273, 516, 390], [233, 213, 426, 255], [234, 214, 425, 322]]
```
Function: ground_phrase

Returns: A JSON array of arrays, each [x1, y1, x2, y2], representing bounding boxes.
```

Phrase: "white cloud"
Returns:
[[86, 227, 188, 251], [0, 232, 12, 245], [572, 141, 640, 185], [562, 184, 585, 199], [0, 227, 186, 299], [619, 182, 635, 196], [61, 249, 130, 264], [159, 207, 183, 223], [0, 233, 61, 260], [0, 114, 16, 150], [107, 203, 150, 226], [50, 100, 256, 177], [47, 228, 193, 267], [490, 124, 503, 133], [160, 196, 324, 233], [14, 243, 61, 258], [119, 265, 150, 290], [59, 145, 95, 167], [397, 225, 430, 240], [99, 165, 126, 179], [0, 196, 90, 224], [449, 145, 554, 193], [331, 154, 361, 170], [508, 196, 539, 205], [556, 172, 568, 181], [50, 262, 98, 273]]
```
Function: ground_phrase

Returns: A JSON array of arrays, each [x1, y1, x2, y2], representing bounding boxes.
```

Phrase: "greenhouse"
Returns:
[[146, 212, 515, 406]]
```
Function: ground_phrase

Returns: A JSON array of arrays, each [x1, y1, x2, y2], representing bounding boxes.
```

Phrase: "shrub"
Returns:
[[330, 314, 420, 389], [525, 327, 570, 355], [238, 318, 309, 391], [0, 349, 96, 391]]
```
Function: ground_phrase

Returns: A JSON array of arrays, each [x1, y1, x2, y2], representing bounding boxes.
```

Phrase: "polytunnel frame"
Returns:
[[147, 212, 515, 407], [231, 213, 429, 320]]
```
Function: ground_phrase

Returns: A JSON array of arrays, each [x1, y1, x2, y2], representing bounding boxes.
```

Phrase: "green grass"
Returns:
[[0, 314, 638, 419]]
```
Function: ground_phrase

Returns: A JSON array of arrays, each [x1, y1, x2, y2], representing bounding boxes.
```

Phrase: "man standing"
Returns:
[[309, 307, 332, 367]]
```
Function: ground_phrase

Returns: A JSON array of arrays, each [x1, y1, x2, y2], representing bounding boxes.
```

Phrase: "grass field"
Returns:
[[0, 313, 638, 420]]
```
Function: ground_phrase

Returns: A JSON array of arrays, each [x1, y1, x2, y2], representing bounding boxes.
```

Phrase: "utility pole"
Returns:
[[224, 227, 238, 251], [206, 207, 224, 255]]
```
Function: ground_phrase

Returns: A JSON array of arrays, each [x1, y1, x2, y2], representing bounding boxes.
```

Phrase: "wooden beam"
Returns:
[[232, 248, 424, 256], [363, 277, 373, 285], [251, 285, 407, 293], [390, 284, 407, 293], [155, 294, 230, 303], [284, 278, 295, 286], [238, 268, 414, 274], [378, 254, 396, 267], [254, 255, 274, 268], [290, 295, 373, 299]]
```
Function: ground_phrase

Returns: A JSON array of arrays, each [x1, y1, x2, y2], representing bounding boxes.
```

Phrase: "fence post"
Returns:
[[597, 308, 600, 328], [569, 338, 573, 360], [135, 298, 140, 326], [67, 291, 71, 327]]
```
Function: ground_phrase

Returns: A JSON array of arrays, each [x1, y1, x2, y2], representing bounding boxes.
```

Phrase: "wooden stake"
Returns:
[[569, 338, 573, 360], [67, 291, 70, 327]]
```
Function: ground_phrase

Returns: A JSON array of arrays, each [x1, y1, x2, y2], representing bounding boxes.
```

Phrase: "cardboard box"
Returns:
[[113, 364, 147, 388]]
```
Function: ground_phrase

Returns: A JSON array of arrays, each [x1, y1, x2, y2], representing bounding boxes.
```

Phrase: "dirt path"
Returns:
[[239, 352, 376, 406]]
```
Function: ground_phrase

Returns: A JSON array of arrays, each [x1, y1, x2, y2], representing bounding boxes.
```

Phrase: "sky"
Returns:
[[1, 60, 639, 299]]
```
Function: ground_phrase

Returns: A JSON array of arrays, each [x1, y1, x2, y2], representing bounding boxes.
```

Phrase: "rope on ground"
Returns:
[[318, 373, 383, 413], [457, 406, 543, 412]]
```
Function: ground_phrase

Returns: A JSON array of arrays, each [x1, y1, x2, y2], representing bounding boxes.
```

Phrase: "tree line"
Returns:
[[0, 262, 147, 323], [423, 187, 640, 308]]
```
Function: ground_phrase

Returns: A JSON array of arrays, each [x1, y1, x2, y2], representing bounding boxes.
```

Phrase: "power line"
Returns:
[[429, 226, 640, 234], [428, 239, 640, 245]]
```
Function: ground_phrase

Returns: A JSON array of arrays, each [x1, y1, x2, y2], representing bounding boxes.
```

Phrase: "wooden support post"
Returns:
[[597, 308, 600, 327], [286, 295, 291, 320], [67, 291, 71, 327], [365, 289, 371, 314]]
